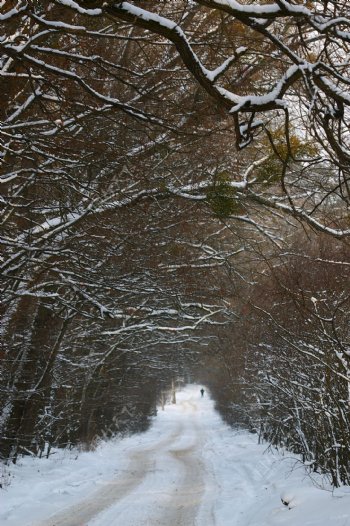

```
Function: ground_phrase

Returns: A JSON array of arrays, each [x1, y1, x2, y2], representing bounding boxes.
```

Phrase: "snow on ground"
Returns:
[[1, 384, 350, 525]]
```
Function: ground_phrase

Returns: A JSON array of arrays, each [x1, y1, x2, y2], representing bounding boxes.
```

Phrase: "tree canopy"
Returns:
[[2, 0, 350, 486]]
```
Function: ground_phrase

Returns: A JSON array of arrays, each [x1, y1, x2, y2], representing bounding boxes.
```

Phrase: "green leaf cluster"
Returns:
[[207, 171, 244, 218]]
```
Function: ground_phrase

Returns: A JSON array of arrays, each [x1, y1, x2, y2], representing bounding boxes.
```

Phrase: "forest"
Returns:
[[1, 0, 350, 489]]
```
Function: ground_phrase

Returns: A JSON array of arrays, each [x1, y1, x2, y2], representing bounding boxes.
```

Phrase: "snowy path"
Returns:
[[36, 425, 185, 526], [2, 385, 350, 526], [36, 395, 212, 526]]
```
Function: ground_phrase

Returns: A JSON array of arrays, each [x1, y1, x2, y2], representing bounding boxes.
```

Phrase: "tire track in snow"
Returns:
[[143, 397, 216, 526], [165, 441, 209, 526]]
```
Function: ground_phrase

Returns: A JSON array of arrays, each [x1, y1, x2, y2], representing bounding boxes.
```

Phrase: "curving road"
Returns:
[[37, 395, 215, 526]]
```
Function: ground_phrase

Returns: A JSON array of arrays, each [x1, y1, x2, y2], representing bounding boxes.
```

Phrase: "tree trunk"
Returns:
[[0, 302, 69, 462]]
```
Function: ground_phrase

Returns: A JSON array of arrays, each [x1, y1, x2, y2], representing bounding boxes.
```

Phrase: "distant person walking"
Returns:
[[200, 388, 205, 397]]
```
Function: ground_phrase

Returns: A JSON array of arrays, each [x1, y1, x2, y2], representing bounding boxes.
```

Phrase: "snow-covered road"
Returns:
[[2, 385, 350, 526], [38, 397, 207, 526], [35, 393, 215, 526]]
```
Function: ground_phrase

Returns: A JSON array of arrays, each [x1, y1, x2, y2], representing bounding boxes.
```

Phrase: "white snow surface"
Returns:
[[1, 384, 350, 525]]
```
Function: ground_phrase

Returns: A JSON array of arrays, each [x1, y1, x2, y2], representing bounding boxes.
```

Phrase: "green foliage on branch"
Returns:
[[207, 171, 244, 218]]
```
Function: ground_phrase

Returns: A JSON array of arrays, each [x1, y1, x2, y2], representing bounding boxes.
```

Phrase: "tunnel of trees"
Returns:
[[2, 1, 350, 487]]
